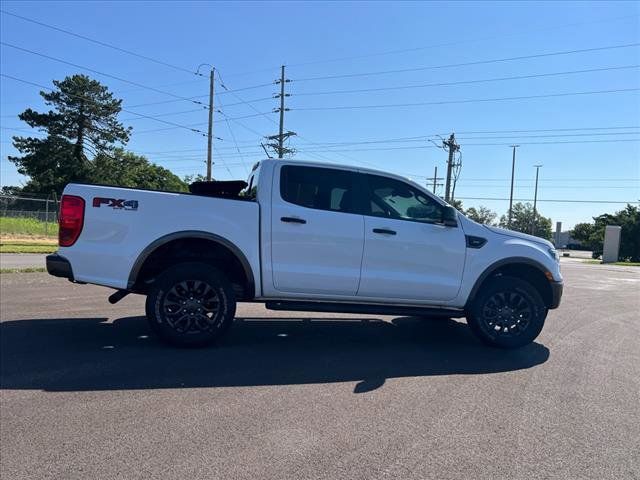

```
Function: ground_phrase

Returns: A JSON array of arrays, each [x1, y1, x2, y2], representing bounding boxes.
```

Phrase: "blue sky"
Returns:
[[1, 0, 639, 228]]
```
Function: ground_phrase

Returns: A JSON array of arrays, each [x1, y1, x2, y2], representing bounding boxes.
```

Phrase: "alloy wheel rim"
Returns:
[[481, 290, 533, 337], [162, 280, 221, 334]]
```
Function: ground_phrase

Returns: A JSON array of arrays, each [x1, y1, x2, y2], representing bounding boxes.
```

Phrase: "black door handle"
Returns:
[[281, 216, 306, 224], [373, 228, 396, 235]]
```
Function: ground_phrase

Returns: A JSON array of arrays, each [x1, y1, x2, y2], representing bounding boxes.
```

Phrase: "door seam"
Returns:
[[354, 214, 366, 295]]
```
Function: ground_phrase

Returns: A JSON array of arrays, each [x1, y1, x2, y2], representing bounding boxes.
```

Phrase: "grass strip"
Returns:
[[0, 243, 57, 253], [0, 267, 47, 274]]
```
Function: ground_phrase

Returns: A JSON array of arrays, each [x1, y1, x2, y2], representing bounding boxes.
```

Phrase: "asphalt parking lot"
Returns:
[[1, 262, 639, 479]]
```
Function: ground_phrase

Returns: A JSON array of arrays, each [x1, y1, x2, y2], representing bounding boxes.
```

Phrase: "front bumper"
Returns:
[[46, 254, 74, 281], [550, 281, 563, 309]]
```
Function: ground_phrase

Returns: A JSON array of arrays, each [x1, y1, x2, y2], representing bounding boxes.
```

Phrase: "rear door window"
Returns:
[[280, 165, 357, 214]]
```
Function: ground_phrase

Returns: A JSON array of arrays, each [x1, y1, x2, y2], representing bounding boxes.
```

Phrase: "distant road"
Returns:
[[0, 253, 46, 269]]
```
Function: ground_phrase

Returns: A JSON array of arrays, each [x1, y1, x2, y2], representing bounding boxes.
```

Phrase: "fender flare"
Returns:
[[127, 230, 256, 298], [464, 256, 551, 309]]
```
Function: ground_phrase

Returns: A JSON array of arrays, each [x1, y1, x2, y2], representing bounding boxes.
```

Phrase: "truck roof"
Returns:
[[258, 158, 445, 204]]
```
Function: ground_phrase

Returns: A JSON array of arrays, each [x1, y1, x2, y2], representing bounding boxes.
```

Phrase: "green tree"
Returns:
[[9, 74, 130, 194], [465, 206, 497, 225], [449, 199, 464, 211], [183, 174, 207, 184], [499, 202, 552, 240], [571, 205, 640, 261], [92, 149, 188, 192], [569, 222, 597, 250]]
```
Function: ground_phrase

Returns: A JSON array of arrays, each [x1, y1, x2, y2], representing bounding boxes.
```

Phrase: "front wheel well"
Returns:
[[130, 236, 254, 300], [468, 262, 553, 309]]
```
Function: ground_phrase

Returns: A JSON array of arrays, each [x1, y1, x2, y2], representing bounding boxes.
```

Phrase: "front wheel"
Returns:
[[466, 276, 547, 349], [145, 262, 236, 347]]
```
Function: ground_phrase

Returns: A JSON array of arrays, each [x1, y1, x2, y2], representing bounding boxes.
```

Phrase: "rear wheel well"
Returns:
[[469, 262, 553, 309], [131, 237, 254, 300]]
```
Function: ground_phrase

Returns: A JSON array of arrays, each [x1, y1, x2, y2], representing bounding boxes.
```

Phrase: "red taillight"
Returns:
[[59, 195, 85, 247]]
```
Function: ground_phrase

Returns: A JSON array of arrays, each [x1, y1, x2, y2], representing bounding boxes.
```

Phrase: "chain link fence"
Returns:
[[0, 194, 59, 237]]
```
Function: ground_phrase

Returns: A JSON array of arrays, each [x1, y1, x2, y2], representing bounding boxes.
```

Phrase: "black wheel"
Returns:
[[466, 276, 547, 349], [145, 262, 236, 347]]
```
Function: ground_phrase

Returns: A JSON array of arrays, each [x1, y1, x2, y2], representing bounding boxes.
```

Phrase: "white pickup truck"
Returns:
[[47, 159, 563, 349]]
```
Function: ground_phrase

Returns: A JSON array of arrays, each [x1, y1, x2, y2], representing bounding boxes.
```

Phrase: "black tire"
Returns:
[[145, 262, 236, 347], [466, 276, 547, 349]]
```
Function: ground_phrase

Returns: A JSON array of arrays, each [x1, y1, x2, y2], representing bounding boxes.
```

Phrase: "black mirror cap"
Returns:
[[442, 206, 458, 227]]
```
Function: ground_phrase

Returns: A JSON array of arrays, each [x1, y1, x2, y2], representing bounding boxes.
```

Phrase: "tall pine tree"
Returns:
[[9, 74, 130, 194]]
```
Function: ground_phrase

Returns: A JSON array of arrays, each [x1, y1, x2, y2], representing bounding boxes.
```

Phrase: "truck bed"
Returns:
[[58, 183, 261, 291]]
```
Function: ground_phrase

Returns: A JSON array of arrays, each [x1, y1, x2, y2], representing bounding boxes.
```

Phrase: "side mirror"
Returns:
[[441, 206, 458, 227]]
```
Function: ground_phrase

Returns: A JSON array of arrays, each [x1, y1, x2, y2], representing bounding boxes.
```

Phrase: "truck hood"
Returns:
[[484, 225, 554, 249]]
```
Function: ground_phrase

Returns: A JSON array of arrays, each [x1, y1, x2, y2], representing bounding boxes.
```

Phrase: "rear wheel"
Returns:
[[145, 262, 236, 347], [466, 276, 547, 349]]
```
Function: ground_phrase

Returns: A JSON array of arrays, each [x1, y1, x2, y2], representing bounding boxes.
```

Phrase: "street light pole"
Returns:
[[507, 145, 519, 228], [532, 164, 543, 235]]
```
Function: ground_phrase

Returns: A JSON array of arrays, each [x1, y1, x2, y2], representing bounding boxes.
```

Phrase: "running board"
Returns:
[[265, 300, 465, 318]]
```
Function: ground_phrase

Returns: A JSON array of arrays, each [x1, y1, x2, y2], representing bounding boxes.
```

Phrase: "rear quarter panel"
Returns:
[[59, 184, 260, 291]]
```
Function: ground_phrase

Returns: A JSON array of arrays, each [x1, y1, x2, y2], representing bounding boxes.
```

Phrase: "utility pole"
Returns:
[[507, 145, 519, 228], [277, 65, 286, 157], [266, 65, 295, 158], [206, 67, 215, 180], [426, 166, 443, 194], [443, 133, 460, 202], [532, 164, 542, 234]]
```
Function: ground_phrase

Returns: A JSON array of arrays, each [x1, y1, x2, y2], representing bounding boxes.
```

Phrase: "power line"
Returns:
[[1, 73, 209, 136], [455, 126, 640, 135], [0, 9, 201, 76], [220, 96, 274, 107], [123, 82, 275, 109], [458, 185, 639, 189], [293, 88, 640, 111], [458, 132, 640, 140], [294, 43, 640, 82], [286, 14, 640, 68], [120, 107, 207, 122], [217, 82, 275, 96], [456, 197, 639, 204], [126, 97, 206, 109], [0, 42, 209, 107], [216, 110, 267, 137], [205, 15, 639, 77], [214, 71, 276, 158], [215, 112, 274, 121], [216, 88, 251, 175], [212, 138, 640, 156], [111, 78, 207, 97], [287, 129, 640, 147], [127, 132, 640, 156], [131, 123, 207, 134], [293, 65, 639, 96], [459, 177, 640, 182], [216, 72, 280, 125]]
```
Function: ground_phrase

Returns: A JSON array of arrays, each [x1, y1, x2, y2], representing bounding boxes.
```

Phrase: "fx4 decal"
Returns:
[[93, 197, 139, 210]]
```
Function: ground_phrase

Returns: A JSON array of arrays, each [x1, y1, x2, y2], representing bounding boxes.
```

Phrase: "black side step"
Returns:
[[265, 300, 465, 318]]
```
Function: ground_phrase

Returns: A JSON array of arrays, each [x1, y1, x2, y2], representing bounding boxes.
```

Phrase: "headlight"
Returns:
[[548, 247, 559, 262]]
